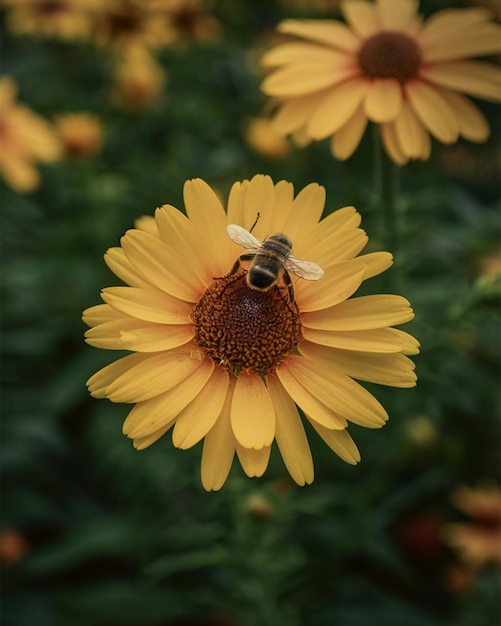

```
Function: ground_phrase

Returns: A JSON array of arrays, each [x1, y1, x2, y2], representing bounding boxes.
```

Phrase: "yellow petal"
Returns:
[[393, 100, 429, 159], [306, 227, 368, 269], [268, 375, 314, 486], [302, 294, 415, 330], [301, 327, 409, 353], [390, 328, 420, 355], [183, 178, 234, 278], [300, 341, 417, 388], [419, 8, 493, 50], [280, 182, 326, 246], [122, 358, 214, 438], [172, 366, 229, 449], [236, 444, 271, 478], [105, 347, 206, 403], [277, 19, 360, 52], [262, 61, 357, 98], [119, 324, 194, 352], [201, 383, 235, 491], [331, 104, 369, 160], [231, 373, 275, 449], [86, 353, 148, 398], [276, 359, 347, 430], [101, 286, 193, 324], [82, 303, 122, 327], [419, 62, 501, 103], [105, 247, 152, 288], [307, 79, 371, 140], [120, 230, 203, 302], [134, 215, 159, 236], [85, 318, 151, 350], [422, 20, 501, 62], [377, 0, 420, 32], [342, 0, 379, 38], [272, 91, 330, 136], [407, 81, 461, 143], [284, 355, 388, 428], [295, 259, 366, 312], [262, 42, 350, 67], [356, 251, 393, 279], [307, 419, 361, 464], [364, 79, 402, 123], [438, 89, 490, 142], [380, 121, 410, 165], [132, 421, 174, 450]]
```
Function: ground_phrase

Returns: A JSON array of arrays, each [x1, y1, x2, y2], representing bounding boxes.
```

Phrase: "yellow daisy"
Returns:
[[0, 76, 62, 193], [109, 47, 166, 111], [2, 0, 96, 40], [261, 0, 501, 164], [83, 175, 419, 491], [54, 112, 103, 159]]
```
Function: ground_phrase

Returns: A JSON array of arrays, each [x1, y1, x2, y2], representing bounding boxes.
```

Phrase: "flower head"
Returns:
[[443, 484, 501, 571], [2, 0, 96, 40], [0, 76, 62, 192], [55, 112, 104, 159], [261, 0, 501, 164], [109, 47, 166, 110], [83, 175, 419, 490]]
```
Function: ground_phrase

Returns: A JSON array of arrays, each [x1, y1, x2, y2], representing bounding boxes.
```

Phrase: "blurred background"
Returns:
[[1, 1, 500, 625]]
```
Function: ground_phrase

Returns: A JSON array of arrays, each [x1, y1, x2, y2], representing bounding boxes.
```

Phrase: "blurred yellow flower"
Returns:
[[91, 0, 170, 51], [109, 47, 166, 110], [245, 117, 289, 159], [261, 0, 501, 164], [443, 484, 501, 571], [151, 0, 222, 45], [0, 76, 62, 193], [83, 175, 419, 491], [55, 112, 103, 159], [2, 0, 96, 40]]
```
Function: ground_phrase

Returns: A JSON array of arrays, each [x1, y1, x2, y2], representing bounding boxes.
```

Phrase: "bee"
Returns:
[[225, 224, 324, 300]]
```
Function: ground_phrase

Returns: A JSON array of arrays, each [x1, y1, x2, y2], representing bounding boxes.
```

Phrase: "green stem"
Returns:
[[374, 130, 401, 292]]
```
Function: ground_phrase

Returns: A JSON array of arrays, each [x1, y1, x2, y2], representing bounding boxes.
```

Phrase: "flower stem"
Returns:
[[374, 130, 401, 292]]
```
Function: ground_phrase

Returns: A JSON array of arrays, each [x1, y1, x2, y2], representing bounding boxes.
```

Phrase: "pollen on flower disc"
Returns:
[[192, 272, 302, 375], [358, 32, 422, 84]]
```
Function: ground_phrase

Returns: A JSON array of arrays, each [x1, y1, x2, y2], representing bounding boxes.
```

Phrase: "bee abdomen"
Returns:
[[248, 265, 277, 290]]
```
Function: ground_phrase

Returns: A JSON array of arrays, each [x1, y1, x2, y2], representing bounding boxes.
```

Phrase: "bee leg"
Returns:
[[214, 254, 255, 279], [282, 269, 295, 303]]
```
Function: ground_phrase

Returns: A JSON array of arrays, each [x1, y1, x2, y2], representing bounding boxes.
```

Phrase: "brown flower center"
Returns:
[[358, 32, 422, 84], [192, 271, 302, 376], [35, 0, 66, 16]]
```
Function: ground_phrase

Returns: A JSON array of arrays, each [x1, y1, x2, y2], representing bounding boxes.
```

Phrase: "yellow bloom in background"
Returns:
[[443, 484, 501, 571], [151, 0, 222, 45], [54, 112, 103, 159], [83, 174, 419, 491], [109, 47, 166, 111], [90, 0, 171, 51], [245, 116, 290, 160], [2, 0, 96, 40], [261, 0, 501, 164], [0, 76, 62, 193]]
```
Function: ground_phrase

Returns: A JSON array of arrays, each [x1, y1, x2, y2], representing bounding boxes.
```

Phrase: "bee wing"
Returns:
[[286, 255, 324, 280], [226, 224, 262, 251]]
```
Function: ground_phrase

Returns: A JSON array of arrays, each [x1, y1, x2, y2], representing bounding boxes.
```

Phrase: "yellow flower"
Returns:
[[150, 0, 222, 45], [0, 76, 62, 192], [83, 175, 419, 491], [2, 0, 96, 40], [245, 116, 290, 159], [109, 47, 166, 111], [90, 0, 170, 51], [261, 0, 501, 164], [443, 484, 501, 571], [55, 112, 103, 158]]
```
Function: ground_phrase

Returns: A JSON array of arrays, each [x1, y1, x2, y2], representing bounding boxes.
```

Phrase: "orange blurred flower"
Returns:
[[55, 112, 103, 158], [443, 484, 501, 571], [109, 47, 167, 110], [0, 76, 62, 192], [2, 0, 97, 40], [245, 117, 289, 160]]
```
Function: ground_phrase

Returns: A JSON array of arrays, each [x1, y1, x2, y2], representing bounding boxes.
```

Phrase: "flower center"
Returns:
[[191, 271, 302, 376], [358, 32, 422, 83], [35, 0, 66, 16]]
